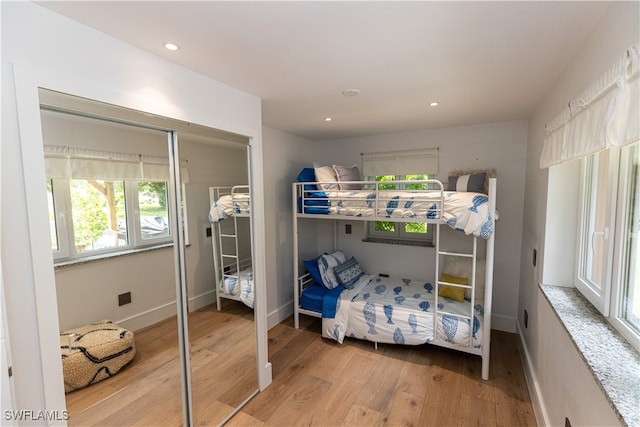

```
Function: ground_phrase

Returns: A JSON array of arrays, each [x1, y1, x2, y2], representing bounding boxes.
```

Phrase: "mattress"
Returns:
[[300, 282, 327, 313]]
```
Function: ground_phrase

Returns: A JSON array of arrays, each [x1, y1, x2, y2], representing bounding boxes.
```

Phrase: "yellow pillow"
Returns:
[[438, 273, 468, 302]]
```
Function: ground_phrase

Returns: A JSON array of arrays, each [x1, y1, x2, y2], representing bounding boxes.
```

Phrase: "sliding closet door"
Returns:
[[179, 134, 259, 426], [39, 107, 186, 425], [168, 131, 194, 426]]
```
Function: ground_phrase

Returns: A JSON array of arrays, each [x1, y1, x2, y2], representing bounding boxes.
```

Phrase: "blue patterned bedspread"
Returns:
[[305, 190, 497, 239], [322, 275, 484, 348]]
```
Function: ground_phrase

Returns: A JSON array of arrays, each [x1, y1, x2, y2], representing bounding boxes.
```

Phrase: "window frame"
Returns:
[[577, 144, 640, 352], [365, 174, 434, 246], [576, 150, 618, 315], [48, 178, 174, 263], [609, 144, 640, 351]]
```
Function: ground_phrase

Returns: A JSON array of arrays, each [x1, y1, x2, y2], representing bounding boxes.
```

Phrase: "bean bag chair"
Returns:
[[60, 320, 135, 393]]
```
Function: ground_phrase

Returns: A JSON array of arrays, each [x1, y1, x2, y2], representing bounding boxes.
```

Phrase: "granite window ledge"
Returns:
[[539, 284, 640, 427]]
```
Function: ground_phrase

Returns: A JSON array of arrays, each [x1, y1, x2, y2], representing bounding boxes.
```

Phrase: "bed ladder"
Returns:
[[215, 203, 242, 311], [434, 223, 478, 351]]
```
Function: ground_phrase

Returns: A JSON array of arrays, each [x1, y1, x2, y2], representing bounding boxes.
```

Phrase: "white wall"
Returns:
[[311, 120, 528, 331], [518, 2, 639, 425], [261, 127, 316, 328], [1, 2, 268, 423]]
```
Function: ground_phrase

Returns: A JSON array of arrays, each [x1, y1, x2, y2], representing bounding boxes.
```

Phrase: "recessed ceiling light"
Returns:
[[429, 101, 439, 107], [324, 117, 332, 122], [342, 89, 360, 97], [164, 42, 179, 51]]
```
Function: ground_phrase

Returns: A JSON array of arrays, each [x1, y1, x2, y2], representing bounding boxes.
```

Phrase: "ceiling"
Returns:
[[37, 1, 610, 141]]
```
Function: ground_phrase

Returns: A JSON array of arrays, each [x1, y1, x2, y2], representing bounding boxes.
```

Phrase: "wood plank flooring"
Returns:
[[65, 307, 536, 426], [232, 315, 537, 427], [65, 301, 258, 427]]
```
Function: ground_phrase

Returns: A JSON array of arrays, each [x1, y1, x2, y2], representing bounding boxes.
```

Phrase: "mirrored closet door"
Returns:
[[37, 89, 259, 426]]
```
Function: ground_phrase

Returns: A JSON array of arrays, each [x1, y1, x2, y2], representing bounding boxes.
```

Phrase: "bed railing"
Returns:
[[294, 179, 445, 222]]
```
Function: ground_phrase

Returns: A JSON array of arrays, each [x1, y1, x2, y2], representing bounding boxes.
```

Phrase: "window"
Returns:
[[541, 45, 640, 351], [47, 178, 172, 262], [361, 148, 439, 246], [616, 145, 640, 337], [577, 150, 615, 314], [40, 108, 191, 263], [366, 174, 433, 246], [578, 144, 640, 350]]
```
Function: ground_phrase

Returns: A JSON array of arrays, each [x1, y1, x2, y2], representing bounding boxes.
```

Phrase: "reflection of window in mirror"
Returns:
[[41, 109, 188, 264]]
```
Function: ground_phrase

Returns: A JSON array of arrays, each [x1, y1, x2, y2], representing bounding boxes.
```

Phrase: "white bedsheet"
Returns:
[[220, 268, 254, 308], [209, 194, 250, 223], [322, 274, 483, 348]]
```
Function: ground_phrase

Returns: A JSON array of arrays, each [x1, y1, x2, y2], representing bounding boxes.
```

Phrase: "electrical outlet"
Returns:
[[206, 227, 212, 237], [533, 248, 537, 267], [524, 309, 529, 328], [345, 224, 352, 234], [118, 292, 132, 306]]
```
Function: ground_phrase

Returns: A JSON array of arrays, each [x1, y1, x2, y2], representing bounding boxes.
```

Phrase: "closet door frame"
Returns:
[[168, 131, 193, 426], [10, 65, 272, 425]]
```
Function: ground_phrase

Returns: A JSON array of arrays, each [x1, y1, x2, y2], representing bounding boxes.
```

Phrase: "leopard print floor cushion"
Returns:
[[60, 320, 136, 393]]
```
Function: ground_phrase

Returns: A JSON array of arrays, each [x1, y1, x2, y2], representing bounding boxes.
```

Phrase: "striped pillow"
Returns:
[[447, 172, 486, 193]]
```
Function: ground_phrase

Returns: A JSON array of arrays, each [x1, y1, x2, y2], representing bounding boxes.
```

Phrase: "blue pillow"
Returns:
[[333, 256, 363, 289], [303, 257, 324, 286], [297, 167, 318, 191]]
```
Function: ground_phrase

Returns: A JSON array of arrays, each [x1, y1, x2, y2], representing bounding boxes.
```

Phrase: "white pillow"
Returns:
[[313, 162, 339, 191], [333, 165, 362, 190], [318, 250, 347, 289]]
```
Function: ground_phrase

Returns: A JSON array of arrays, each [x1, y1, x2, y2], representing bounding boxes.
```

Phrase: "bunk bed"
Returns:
[[292, 169, 497, 380], [208, 185, 254, 309]]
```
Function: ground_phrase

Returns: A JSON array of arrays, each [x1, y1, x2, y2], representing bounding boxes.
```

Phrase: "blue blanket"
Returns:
[[321, 285, 346, 318]]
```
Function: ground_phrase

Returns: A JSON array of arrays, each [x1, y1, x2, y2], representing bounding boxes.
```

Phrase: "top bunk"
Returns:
[[293, 167, 497, 239], [208, 185, 250, 223]]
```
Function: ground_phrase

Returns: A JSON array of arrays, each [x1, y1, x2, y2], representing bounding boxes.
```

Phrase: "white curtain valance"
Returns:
[[43, 145, 190, 183], [540, 45, 640, 169], [362, 148, 439, 177]]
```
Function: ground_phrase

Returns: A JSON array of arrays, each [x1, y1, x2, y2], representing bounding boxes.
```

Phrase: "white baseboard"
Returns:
[[491, 313, 517, 333], [188, 290, 217, 311], [117, 301, 177, 332], [516, 322, 550, 427], [117, 290, 217, 332], [267, 301, 293, 330]]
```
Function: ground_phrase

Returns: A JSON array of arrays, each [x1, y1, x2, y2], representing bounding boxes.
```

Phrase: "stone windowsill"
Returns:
[[539, 284, 640, 427]]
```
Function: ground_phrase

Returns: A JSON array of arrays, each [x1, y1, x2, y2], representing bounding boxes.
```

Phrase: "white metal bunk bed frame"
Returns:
[[292, 178, 497, 380], [209, 185, 251, 311]]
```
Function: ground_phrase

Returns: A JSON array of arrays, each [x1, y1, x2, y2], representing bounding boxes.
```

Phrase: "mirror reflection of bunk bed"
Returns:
[[292, 169, 497, 380], [208, 185, 254, 310]]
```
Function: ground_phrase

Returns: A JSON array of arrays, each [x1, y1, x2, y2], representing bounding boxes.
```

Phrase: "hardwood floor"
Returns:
[[65, 308, 536, 426], [231, 316, 537, 427], [65, 301, 258, 427]]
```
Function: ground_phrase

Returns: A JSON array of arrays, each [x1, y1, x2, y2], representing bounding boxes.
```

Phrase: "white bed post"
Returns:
[[209, 188, 223, 311], [292, 183, 300, 329], [481, 177, 497, 380]]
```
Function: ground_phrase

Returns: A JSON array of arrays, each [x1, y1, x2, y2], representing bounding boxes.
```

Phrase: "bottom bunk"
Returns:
[[294, 245, 492, 379], [217, 257, 255, 309], [298, 273, 483, 352]]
